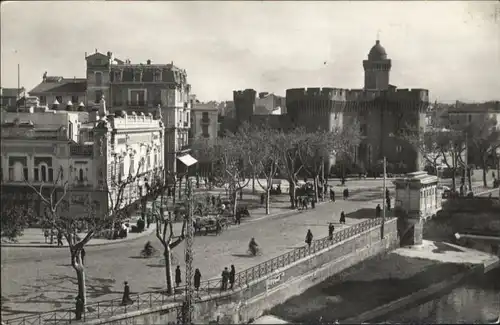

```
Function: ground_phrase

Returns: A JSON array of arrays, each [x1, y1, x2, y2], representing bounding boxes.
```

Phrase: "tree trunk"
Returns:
[[313, 175, 319, 203], [232, 190, 238, 218], [252, 175, 255, 195], [74, 264, 86, 305], [482, 164, 488, 187], [265, 188, 270, 215], [164, 247, 174, 295], [467, 167, 472, 191], [289, 180, 296, 208]]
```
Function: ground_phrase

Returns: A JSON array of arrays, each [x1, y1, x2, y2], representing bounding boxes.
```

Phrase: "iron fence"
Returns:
[[3, 217, 390, 325]]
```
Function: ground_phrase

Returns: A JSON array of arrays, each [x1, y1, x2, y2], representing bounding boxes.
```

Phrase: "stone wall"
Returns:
[[85, 218, 398, 325]]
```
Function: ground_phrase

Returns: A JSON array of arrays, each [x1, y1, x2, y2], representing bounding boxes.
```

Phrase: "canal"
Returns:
[[376, 266, 500, 323], [268, 266, 499, 324]]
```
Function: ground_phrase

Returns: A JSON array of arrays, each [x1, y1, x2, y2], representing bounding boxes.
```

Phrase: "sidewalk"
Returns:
[[0, 223, 157, 248]]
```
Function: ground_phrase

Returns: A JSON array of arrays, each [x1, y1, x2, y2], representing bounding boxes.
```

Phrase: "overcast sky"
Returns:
[[1, 1, 499, 102]]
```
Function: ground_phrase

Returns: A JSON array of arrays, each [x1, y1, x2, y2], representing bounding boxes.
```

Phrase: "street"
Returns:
[[1, 187, 384, 319]]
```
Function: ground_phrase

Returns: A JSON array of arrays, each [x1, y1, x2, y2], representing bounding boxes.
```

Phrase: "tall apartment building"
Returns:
[[0, 98, 164, 220], [28, 50, 192, 176]]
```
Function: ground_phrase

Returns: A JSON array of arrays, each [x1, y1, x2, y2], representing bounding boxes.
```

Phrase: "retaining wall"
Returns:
[[86, 218, 398, 325]]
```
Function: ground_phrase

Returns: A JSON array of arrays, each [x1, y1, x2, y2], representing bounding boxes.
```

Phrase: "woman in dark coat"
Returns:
[[121, 281, 133, 306], [339, 211, 346, 224], [175, 266, 182, 287], [305, 229, 313, 248], [194, 269, 201, 291], [229, 265, 236, 289]]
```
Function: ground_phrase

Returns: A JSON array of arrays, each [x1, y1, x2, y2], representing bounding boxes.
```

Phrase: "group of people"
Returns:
[[172, 264, 237, 292]]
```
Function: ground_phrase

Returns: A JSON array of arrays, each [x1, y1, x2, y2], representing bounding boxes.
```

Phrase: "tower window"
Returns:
[[95, 72, 103, 86]]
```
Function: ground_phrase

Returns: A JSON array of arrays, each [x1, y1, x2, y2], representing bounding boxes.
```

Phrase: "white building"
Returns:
[[0, 98, 164, 220]]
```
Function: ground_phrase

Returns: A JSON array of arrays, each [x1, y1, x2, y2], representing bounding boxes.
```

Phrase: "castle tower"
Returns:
[[85, 50, 112, 108], [363, 40, 392, 91]]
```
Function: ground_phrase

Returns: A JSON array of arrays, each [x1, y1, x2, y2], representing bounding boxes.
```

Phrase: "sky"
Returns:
[[1, 1, 499, 103]]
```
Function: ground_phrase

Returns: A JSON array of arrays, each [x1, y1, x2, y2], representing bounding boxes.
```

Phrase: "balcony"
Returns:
[[112, 100, 162, 109]]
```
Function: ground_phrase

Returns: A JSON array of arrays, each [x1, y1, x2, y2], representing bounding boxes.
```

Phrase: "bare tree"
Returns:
[[400, 127, 445, 173], [192, 134, 250, 217], [148, 179, 187, 295], [275, 127, 306, 208], [240, 123, 281, 214], [465, 117, 500, 187], [25, 159, 144, 307]]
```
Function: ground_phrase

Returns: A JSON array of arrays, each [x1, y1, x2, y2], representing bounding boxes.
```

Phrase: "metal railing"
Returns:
[[3, 217, 389, 325]]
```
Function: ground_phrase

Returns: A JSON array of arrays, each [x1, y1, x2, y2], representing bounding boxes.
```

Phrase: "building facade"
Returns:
[[0, 98, 164, 221], [28, 50, 191, 177], [1, 87, 26, 111], [226, 40, 428, 173]]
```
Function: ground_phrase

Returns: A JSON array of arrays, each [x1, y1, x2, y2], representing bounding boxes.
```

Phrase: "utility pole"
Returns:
[[464, 132, 468, 192], [182, 179, 194, 324], [381, 156, 386, 239], [17, 63, 20, 113]]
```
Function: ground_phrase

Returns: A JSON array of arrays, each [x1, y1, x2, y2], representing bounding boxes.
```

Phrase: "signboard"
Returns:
[[265, 271, 284, 291]]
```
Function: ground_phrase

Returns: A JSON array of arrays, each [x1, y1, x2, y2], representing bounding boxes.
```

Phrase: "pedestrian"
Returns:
[[44, 229, 49, 243], [80, 248, 86, 265], [339, 211, 346, 224], [75, 295, 84, 320], [294, 196, 299, 209], [375, 204, 381, 218], [305, 229, 313, 248], [221, 267, 230, 291], [260, 193, 265, 205], [311, 198, 316, 209], [121, 281, 133, 306], [302, 197, 308, 210], [211, 195, 216, 206], [386, 197, 391, 211], [328, 223, 335, 240], [385, 188, 390, 200], [194, 268, 201, 291], [297, 197, 303, 210], [175, 265, 182, 287], [57, 231, 64, 246], [229, 265, 236, 289], [343, 188, 349, 200], [323, 184, 328, 197], [235, 213, 241, 225]]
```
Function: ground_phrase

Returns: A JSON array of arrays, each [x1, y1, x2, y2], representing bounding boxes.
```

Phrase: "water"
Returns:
[[378, 267, 500, 324]]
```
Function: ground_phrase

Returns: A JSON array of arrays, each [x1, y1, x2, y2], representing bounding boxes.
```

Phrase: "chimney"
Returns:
[[147, 59, 151, 65]]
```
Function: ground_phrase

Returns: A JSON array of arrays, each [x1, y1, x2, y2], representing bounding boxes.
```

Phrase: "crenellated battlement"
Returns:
[[233, 89, 257, 99], [286, 87, 349, 102]]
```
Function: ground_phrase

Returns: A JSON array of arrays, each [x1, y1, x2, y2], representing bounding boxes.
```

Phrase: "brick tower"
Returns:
[[363, 40, 392, 91]]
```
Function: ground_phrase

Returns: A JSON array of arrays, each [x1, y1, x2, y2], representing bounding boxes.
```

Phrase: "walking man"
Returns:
[[305, 229, 313, 248], [221, 267, 230, 291], [57, 231, 64, 246], [328, 223, 335, 240], [80, 248, 86, 265], [375, 204, 381, 218], [194, 268, 201, 292], [175, 265, 182, 287]]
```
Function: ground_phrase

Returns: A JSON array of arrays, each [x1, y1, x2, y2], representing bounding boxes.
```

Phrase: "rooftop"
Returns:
[[30, 77, 87, 94]]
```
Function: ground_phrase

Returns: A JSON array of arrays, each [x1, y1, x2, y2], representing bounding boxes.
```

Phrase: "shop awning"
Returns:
[[177, 154, 198, 167]]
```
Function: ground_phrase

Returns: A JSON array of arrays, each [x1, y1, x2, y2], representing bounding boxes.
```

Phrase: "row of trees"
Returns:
[[401, 115, 500, 189], [192, 121, 362, 214], [1, 160, 150, 308]]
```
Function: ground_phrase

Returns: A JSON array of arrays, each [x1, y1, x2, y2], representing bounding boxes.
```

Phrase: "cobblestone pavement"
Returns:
[[1, 185, 386, 319]]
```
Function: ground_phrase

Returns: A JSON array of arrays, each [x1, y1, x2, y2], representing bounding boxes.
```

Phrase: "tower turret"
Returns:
[[363, 40, 392, 91]]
